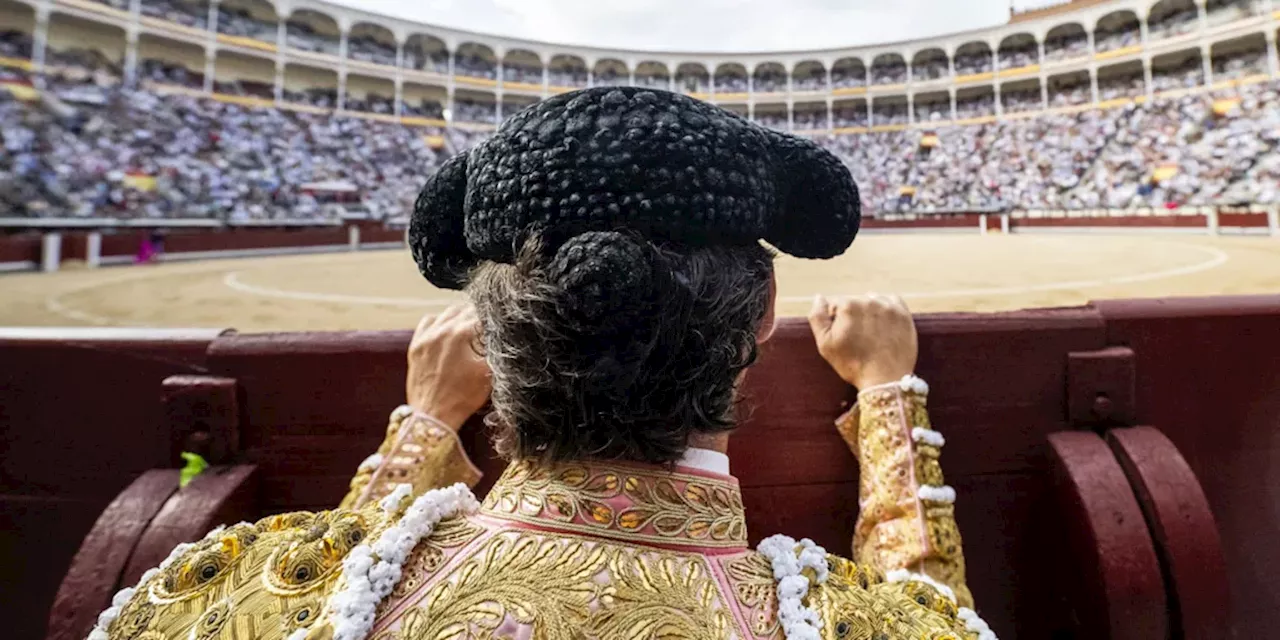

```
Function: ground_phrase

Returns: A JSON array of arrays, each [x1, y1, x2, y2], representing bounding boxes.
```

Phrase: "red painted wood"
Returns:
[[45, 470, 179, 640], [1095, 294, 1280, 638], [162, 375, 241, 465], [0, 232, 41, 264], [0, 331, 220, 640], [1047, 431, 1168, 640], [1217, 212, 1268, 228], [1067, 347, 1136, 426], [121, 465, 260, 586], [201, 309, 1108, 639], [862, 215, 982, 229], [1106, 426, 1230, 640], [162, 228, 348, 253], [1012, 215, 1208, 228]]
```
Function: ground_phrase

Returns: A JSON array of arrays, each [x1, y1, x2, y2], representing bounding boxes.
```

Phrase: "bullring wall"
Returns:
[[0, 211, 1275, 274], [3, 296, 1279, 639]]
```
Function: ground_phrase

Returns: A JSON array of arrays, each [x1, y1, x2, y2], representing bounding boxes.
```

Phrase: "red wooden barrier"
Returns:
[[0, 329, 223, 640], [1012, 214, 1209, 229], [1096, 296, 1280, 638], [8, 296, 1276, 640], [1216, 212, 1269, 228], [1107, 426, 1230, 640], [0, 232, 41, 265], [45, 470, 179, 640], [1047, 431, 1168, 639], [862, 214, 984, 229]]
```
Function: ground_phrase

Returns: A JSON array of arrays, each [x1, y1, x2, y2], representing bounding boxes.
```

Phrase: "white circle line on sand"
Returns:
[[223, 271, 458, 308], [44, 271, 165, 327], [778, 241, 1230, 303]]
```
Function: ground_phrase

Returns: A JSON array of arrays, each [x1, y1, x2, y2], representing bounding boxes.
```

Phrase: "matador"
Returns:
[[93, 87, 996, 640]]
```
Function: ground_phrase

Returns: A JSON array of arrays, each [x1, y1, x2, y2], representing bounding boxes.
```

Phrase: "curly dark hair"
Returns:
[[468, 230, 774, 465]]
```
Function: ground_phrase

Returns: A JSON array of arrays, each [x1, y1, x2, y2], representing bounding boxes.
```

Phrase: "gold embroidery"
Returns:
[[593, 547, 733, 639], [378, 529, 736, 640], [380, 517, 486, 616], [844, 386, 974, 610], [723, 553, 783, 638], [481, 460, 747, 548], [720, 551, 974, 640], [106, 505, 394, 640], [341, 407, 483, 510]]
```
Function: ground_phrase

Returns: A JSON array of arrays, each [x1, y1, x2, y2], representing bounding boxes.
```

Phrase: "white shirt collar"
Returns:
[[677, 447, 731, 475]]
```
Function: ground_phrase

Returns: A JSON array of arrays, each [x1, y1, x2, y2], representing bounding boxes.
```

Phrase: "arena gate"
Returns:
[[4, 295, 1278, 639]]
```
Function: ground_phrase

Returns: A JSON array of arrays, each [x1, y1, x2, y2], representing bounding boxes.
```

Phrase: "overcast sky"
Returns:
[[332, 0, 1068, 53]]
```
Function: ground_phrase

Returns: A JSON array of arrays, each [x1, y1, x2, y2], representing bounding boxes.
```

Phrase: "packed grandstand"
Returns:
[[2, 0, 1280, 221]]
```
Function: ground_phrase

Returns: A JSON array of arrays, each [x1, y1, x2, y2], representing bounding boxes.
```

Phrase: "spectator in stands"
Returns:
[[97, 87, 989, 640]]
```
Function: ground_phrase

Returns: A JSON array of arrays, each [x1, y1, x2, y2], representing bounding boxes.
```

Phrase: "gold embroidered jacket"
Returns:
[[104, 380, 987, 639]]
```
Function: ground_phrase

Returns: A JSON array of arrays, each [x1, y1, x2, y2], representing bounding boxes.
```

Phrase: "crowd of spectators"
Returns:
[[141, 0, 207, 30], [753, 70, 786, 93], [549, 68, 588, 87], [831, 66, 866, 88], [403, 46, 449, 74], [833, 105, 868, 128], [1149, 5, 1200, 40], [634, 74, 668, 88], [1, 80, 452, 220], [676, 74, 707, 93], [793, 69, 827, 91], [400, 99, 443, 119], [1153, 60, 1205, 92], [956, 94, 996, 119], [793, 109, 826, 129], [1099, 74, 1145, 100], [348, 35, 396, 66], [954, 52, 994, 76], [7, 46, 1280, 221], [1214, 49, 1266, 79], [216, 6, 275, 43], [454, 55, 496, 80], [998, 46, 1038, 70], [285, 21, 339, 55], [912, 60, 948, 81], [816, 80, 1280, 212], [1, 31, 33, 59], [715, 74, 748, 93], [874, 105, 909, 125], [752, 112, 788, 130], [1003, 88, 1043, 114], [871, 61, 907, 85], [503, 64, 543, 85], [1095, 25, 1141, 52]]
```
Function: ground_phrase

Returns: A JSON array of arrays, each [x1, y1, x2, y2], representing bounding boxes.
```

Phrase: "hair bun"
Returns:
[[547, 231, 662, 331]]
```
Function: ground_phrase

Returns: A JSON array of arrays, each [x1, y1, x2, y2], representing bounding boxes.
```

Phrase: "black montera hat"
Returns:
[[410, 87, 860, 289]]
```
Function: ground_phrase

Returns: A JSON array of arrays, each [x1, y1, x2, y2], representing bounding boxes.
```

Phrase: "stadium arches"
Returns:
[[592, 58, 628, 87], [713, 62, 748, 96], [548, 53, 587, 89], [634, 60, 670, 89], [675, 61, 709, 94]]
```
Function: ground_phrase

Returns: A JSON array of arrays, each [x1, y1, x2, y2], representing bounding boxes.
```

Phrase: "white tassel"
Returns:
[[917, 484, 957, 504], [911, 427, 946, 447]]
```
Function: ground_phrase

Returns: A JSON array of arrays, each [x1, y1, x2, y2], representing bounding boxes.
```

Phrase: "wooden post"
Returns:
[[162, 375, 240, 466]]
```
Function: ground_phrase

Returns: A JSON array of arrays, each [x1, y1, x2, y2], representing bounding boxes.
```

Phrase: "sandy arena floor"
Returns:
[[1, 234, 1278, 332]]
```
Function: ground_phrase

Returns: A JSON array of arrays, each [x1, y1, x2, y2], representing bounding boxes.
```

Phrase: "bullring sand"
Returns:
[[1, 234, 1277, 332]]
